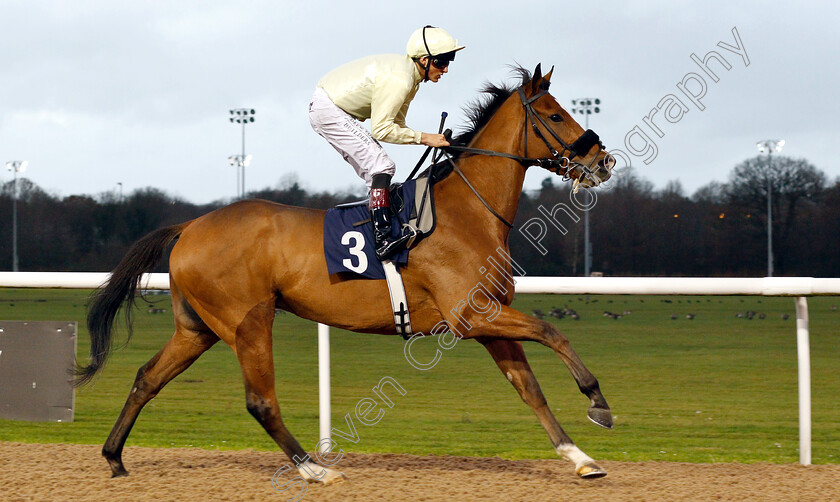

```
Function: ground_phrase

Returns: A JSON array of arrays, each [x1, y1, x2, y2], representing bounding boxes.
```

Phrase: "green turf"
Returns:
[[0, 289, 838, 465]]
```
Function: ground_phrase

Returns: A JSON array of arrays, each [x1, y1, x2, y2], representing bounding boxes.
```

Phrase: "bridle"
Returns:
[[518, 84, 607, 186], [438, 81, 611, 228]]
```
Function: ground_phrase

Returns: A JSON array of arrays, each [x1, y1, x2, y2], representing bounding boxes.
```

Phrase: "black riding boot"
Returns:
[[369, 174, 397, 260]]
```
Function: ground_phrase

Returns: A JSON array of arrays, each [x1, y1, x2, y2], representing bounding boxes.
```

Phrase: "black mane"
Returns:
[[451, 66, 532, 154]]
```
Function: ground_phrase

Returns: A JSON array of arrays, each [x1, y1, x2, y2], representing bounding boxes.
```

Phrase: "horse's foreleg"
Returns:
[[102, 328, 218, 477], [478, 337, 607, 478], [234, 306, 346, 486], [466, 306, 612, 429]]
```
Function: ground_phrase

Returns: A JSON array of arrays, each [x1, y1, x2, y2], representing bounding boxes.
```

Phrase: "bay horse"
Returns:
[[77, 64, 616, 483]]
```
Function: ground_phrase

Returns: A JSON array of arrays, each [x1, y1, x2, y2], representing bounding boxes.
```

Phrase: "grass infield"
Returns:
[[1, 288, 838, 464]]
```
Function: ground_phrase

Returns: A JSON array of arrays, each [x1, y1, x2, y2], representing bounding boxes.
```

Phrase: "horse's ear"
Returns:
[[544, 65, 554, 82], [531, 64, 554, 93], [530, 63, 543, 92]]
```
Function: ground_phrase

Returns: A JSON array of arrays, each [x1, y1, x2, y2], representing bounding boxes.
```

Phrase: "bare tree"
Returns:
[[727, 155, 826, 273], [692, 181, 726, 205]]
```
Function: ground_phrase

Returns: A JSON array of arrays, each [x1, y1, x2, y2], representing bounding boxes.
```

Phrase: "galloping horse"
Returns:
[[77, 64, 616, 483]]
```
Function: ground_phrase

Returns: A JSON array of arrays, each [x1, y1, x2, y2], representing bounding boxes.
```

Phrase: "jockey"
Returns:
[[309, 26, 464, 260]]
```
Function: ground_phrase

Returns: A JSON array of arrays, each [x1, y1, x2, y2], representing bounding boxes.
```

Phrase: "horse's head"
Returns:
[[518, 64, 614, 189]]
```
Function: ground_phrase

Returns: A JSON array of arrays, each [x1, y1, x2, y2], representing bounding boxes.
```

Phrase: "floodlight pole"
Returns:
[[571, 98, 601, 277], [6, 160, 28, 272], [12, 172, 17, 272], [767, 153, 773, 277], [756, 139, 785, 277], [229, 108, 256, 198], [241, 121, 246, 195]]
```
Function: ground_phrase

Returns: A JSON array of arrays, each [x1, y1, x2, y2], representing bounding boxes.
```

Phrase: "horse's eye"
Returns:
[[549, 114, 562, 122]]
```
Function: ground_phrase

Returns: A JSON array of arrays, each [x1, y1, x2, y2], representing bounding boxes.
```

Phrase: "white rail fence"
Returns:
[[2, 272, 839, 465]]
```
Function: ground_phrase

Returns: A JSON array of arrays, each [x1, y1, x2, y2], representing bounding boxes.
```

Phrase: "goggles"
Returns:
[[430, 57, 451, 70]]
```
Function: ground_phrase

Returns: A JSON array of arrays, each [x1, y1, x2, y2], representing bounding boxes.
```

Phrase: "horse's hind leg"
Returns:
[[233, 301, 346, 485], [478, 338, 606, 478], [102, 324, 218, 477], [466, 306, 612, 428]]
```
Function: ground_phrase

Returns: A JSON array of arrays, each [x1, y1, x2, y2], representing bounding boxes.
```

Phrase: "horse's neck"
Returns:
[[446, 106, 528, 231], [454, 156, 525, 225]]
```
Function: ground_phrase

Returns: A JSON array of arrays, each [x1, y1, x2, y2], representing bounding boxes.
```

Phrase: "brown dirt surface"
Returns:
[[1, 442, 839, 501]]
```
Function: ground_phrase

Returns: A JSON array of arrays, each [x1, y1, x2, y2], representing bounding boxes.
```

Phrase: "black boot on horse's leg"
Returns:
[[369, 173, 402, 260]]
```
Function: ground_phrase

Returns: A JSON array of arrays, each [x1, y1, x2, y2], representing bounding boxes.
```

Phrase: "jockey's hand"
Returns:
[[420, 132, 450, 148]]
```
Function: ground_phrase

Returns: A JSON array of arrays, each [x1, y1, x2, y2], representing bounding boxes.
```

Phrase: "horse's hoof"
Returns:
[[316, 468, 347, 486], [110, 467, 129, 478], [576, 462, 607, 479], [587, 406, 613, 429], [105, 457, 128, 478]]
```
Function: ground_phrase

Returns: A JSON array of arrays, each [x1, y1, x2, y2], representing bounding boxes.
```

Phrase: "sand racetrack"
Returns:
[[2, 442, 839, 501]]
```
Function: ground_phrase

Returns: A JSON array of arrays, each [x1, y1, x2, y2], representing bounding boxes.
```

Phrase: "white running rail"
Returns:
[[3, 272, 839, 465]]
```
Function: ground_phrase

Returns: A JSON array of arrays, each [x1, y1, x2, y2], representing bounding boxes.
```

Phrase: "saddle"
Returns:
[[323, 162, 451, 280]]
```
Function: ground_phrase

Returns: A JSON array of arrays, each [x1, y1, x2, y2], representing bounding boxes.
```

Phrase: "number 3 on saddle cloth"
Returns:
[[323, 177, 436, 279]]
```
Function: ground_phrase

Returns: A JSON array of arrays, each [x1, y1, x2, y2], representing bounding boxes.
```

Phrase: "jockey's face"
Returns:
[[418, 56, 449, 82]]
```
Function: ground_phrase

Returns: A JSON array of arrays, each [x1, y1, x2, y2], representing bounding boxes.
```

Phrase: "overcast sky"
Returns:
[[2, 1, 838, 204]]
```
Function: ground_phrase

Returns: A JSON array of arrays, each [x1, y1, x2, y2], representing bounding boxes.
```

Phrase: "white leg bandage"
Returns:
[[555, 444, 595, 468]]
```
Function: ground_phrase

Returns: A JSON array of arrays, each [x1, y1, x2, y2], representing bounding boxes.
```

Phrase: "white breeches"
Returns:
[[309, 87, 396, 188]]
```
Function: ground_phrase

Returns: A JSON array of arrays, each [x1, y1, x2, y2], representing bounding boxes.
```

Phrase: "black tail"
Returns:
[[74, 223, 187, 387]]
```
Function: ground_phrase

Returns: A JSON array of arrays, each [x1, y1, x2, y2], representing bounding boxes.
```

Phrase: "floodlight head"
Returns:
[[5, 160, 28, 172], [756, 139, 785, 154]]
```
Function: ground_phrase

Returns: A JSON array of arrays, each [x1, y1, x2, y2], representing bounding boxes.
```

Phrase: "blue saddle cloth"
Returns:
[[323, 180, 417, 279]]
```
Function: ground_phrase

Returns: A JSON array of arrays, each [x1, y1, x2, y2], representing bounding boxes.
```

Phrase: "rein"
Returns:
[[447, 156, 515, 228]]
